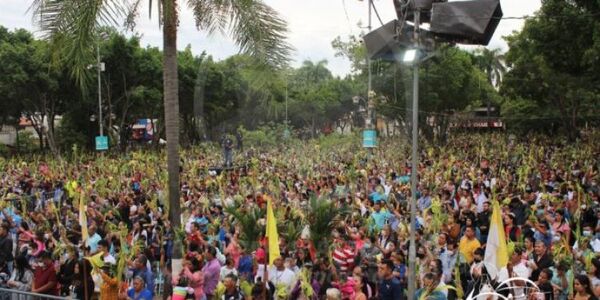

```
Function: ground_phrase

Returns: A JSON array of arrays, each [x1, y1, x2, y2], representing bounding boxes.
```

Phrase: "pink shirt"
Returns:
[[173, 268, 204, 300], [226, 242, 241, 268]]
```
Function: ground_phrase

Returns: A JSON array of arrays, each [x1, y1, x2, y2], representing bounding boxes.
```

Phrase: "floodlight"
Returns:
[[403, 49, 418, 63]]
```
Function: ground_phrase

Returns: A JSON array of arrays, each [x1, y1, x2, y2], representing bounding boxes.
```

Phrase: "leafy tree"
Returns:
[[473, 48, 506, 117], [0, 27, 78, 155], [501, 0, 600, 139], [101, 32, 163, 150], [286, 60, 359, 137], [419, 46, 483, 142], [473, 48, 506, 89]]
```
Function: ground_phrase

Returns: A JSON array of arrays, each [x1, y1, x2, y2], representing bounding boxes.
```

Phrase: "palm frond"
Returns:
[[225, 204, 265, 251], [29, 0, 127, 90], [307, 195, 350, 254], [187, 0, 293, 69]]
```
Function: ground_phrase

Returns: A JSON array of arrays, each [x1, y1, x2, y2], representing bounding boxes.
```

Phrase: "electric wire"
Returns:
[[370, 0, 385, 26], [341, 0, 354, 35]]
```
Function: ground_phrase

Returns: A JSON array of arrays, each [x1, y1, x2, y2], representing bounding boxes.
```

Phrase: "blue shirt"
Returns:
[[417, 195, 432, 211], [379, 277, 403, 300], [86, 233, 101, 253], [534, 230, 553, 248], [238, 254, 254, 281], [415, 288, 446, 300], [132, 268, 155, 296], [127, 288, 153, 300], [371, 210, 393, 230], [439, 251, 458, 283], [369, 192, 385, 203], [394, 264, 406, 281]]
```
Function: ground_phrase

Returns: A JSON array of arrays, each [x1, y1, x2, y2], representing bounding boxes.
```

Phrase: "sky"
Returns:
[[1, 0, 541, 76]]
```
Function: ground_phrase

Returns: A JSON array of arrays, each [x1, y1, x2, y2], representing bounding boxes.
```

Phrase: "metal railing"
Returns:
[[0, 287, 70, 300]]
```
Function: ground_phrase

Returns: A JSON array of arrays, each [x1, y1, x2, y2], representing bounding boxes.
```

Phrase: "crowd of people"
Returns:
[[0, 132, 598, 300]]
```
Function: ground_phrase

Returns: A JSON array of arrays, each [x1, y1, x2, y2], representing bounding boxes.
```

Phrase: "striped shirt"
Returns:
[[332, 246, 355, 273]]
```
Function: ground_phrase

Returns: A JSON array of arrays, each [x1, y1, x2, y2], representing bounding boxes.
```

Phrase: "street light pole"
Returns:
[[366, 0, 373, 131], [407, 10, 420, 300], [285, 81, 288, 129], [97, 39, 103, 137]]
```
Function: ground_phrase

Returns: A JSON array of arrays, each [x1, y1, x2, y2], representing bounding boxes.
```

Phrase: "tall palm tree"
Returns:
[[474, 47, 506, 116], [30, 0, 291, 265]]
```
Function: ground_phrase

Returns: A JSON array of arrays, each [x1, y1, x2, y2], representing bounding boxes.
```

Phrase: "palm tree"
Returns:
[[30, 0, 291, 265], [306, 195, 349, 255], [474, 47, 506, 116]]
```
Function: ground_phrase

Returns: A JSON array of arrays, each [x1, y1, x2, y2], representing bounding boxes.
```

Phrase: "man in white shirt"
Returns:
[[497, 247, 531, 300], [98, 239, 116, 265], [268, 257, 296, 292]]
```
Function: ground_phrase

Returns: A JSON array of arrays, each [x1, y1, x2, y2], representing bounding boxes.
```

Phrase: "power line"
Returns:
[[341, 0, 354, 34], [371, 0, 385, 26]]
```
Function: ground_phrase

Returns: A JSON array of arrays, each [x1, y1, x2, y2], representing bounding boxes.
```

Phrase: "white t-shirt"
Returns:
[[268, 266, 296, 290], [103, 254, 117, 265], [497, 262, 531, 300]]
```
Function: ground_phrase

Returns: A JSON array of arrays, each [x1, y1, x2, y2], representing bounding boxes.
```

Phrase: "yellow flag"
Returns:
[[483, 200, 509, 279], [85, 251, 104, 270], [266, 197, 280, 265], [79, 192, 88, 241]]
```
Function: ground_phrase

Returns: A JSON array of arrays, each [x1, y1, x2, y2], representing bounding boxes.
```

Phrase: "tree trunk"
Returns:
[[28, 112, 45, 151], [45, 97, 59, 157], [163, 0, 182, 266], [15, 125, 19, 153]]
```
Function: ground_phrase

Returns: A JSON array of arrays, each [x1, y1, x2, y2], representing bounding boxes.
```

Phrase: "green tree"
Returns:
[[501, 0, 600, 138], [0, 28, 78, 155], [419, 46, 483, 142], [102, 32, 163, 150], [473, 48, 506, 117], [0, 27, 26, 131], [287, 60, 357, 137]]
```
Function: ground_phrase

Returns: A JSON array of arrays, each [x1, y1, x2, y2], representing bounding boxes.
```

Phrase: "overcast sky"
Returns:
[[1, 0, 541, 76]]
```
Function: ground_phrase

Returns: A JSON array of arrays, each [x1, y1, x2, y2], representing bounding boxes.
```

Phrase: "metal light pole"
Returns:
[[284, 73, 290, 140], [367, 0, 373, 132], [285, 82, 288, 129], [96, 39, 104, 137], [407, 10, 420, 300]]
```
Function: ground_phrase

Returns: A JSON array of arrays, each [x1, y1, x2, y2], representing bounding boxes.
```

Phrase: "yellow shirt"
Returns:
[[459, 236, 481, 264]]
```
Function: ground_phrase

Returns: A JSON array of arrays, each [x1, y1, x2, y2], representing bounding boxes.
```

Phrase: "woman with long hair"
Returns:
[[6, 254, 34, 300], [352, 276, 367, 300], [174, 257, 205, 300], [551, 209, 570, 242], [574, 274, 598, 300], [57, 247, 79, 296], [71, 259, 94, 300]]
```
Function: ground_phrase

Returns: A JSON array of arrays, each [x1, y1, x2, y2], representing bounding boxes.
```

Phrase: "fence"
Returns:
[[0, 287, 70, 300]]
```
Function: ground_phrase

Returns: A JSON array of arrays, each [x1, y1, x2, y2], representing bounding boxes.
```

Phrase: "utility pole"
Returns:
[[97, 40, 103, 137], [285, 80, 289, 138], [366, 0, 373, 132], [407, 10, 420, 300], [285, 78, 288, 128]]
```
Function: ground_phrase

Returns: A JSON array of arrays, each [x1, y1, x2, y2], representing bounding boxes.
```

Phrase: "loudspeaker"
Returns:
[[430, 0, 503, 45]]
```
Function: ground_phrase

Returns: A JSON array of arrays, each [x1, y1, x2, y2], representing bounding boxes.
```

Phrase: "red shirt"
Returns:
[[187, 231, 203, 248], [34, 263, 58, 295], [332, 245, 355, 273]]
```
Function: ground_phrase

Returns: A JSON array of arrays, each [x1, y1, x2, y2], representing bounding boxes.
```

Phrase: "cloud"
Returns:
[[0, 0, 541, 76]]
